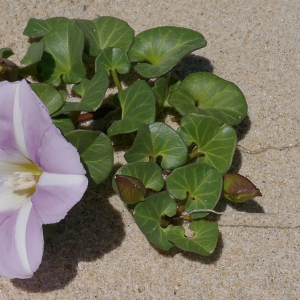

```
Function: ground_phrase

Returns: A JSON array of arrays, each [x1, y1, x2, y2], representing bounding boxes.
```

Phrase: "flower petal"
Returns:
[[25, 205, 44, 274], [15, 80, 52, 161], [0, 81, 31, 165], [32, 172, 88, 224], [14, 80, 85, 175], [35, 124, 86, 175], [0, 202, 43, 279], [0, 183, 31, 213]]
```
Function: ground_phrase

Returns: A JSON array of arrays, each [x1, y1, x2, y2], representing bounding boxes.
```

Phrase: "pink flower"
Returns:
[[0, 80, 88, 279]]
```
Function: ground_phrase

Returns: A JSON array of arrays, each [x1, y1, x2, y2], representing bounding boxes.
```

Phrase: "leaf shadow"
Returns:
[[235, 114, 251, 142], [206, 196, 265, 226], [229, 115, 252, 174], [12, 167, 125, 292], [154, 230, 223, 264], [118, 53, 214, 87], [171, 54, 214, 80]]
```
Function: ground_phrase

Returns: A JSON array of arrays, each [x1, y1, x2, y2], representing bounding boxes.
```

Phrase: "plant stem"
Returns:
[[111, 69, 122, 92]]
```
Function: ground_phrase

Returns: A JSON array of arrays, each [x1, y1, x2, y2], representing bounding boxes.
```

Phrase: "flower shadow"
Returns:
[[12, 171, 125, 292]]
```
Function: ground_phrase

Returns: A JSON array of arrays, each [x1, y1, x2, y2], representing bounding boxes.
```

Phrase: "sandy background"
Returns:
[[1, 0, 300, 299]]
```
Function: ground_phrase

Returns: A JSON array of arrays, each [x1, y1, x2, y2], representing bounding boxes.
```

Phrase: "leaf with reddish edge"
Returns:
[[115, 175, 146, 204], [223, 173, 262, 203]]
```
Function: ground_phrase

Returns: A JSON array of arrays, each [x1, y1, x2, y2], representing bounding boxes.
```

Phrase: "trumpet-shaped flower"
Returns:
[[0, 80, 88, 279]]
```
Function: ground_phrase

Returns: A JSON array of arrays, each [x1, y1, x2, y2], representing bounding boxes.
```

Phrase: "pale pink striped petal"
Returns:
[[0, 202, 43, 279], [32, 172, 88, 224], [0, 81, 23, 156], [15, 80, 52, 161], [34, 124, 86, 175]]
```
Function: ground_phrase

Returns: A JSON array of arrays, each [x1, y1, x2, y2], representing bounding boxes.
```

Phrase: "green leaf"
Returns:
[[125, 122, 188, 170], [169, 72, 247, 125], [0, 48, 13, 59], [30, 83, 64, 114], [178, 113, 236, 175], [152, 73, 180, 112], [65, 130, 113, 186], [134, 191, 177, 250], [115, 175, 146, 204], [37, 20, 86, 86], [128, 26, 206, 78], [52, 115, 75, 135], [107, 80, 156, 137], [19, 42, 45, 77], [223, 173, 262, 203], [166, 220, 218, 256], [52, 68, 109, 116], [113, 162, 164, 196], [76, 16, 134, 56], [95, 47, 131, 75], [166, 163, 222, 218], [20, 42, 45, 65], [23, 17, 70, 38]]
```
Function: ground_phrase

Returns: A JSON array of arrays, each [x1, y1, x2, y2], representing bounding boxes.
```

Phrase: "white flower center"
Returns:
[[4, 172, 38, 191]]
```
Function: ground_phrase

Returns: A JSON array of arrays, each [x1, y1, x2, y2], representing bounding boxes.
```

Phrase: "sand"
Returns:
[[0, 0, 299, 299]]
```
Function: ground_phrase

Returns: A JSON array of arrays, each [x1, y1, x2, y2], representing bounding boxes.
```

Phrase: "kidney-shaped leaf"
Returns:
[[152, 73, 180, 113], [107, 80, 156, 137], [19, 42, 45, 77], [30, 83, 64, 115], [37, 20, 86, 86], [96, 47, 131, 75], [23, 17, 70, 38], [0, 48, 13, 59], [115, 175, 146, 204], [65, 130, 113, 186], [223, 173, 262, 203], [52, 115, 74, 135], [134, 191, 177, 250], [166, 220, 218, 256], [113, 162, 164, 196], [178, 113, 236, 175], [20, 42, 45, 65], [128, 26, 206, 78], [166, 163, 222, 218], [77, 16, 134, 56], [169, 72, 247, 125], [125, 122, 188, 170], [52, 68, 109, 116]]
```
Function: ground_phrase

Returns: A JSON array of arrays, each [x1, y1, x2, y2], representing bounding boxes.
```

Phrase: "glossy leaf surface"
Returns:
[[23, 17, 69, 38], [52, 68, 109, 116], [125, 122, 188, 170], [52, 115, 75, 135], [152, 74, 180, 112], [30, 83, 64, 114], [65, 130, 113, 186], [169, 72, 247, 125], [107, 80, 156, 137], [178, 113, 236, 175], [37, 20, 86, 86], [129, 26, 206, 78], [77, 16, 134, 56], [166, 220, 218, 256], [19, 42, 45, 77], [134, 191, 177, 250], [166, 163, 222, 218], [113, 162, 164, 194], [20, 42, 44, 65], [96, 47, 131, 75]]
